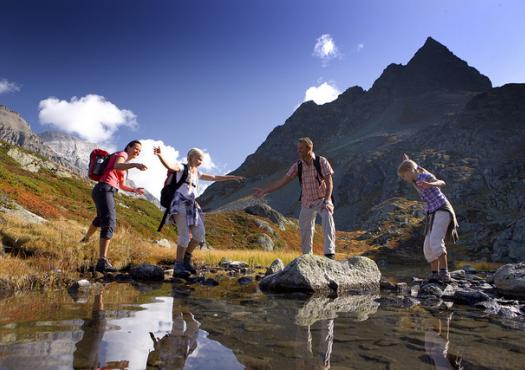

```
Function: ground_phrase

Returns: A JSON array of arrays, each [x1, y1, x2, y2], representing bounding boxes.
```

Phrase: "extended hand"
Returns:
[[233, 176, 246, 182], [134, 187, 145, 195], [135, 163, 148, 171], [153, 146, 161, 156]]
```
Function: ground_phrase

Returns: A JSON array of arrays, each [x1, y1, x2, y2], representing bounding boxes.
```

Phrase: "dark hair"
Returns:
[[124, 140, 142, 151]]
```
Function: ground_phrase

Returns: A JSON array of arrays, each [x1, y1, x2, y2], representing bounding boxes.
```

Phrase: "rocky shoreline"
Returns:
[[63, 257, 525, 328]]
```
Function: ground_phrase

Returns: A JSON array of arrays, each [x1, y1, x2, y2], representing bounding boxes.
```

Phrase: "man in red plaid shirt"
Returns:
[[254, 137, 336, 259]]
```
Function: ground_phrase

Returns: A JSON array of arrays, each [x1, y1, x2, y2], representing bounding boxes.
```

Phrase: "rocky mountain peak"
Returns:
[[370, 37, 492, 96]]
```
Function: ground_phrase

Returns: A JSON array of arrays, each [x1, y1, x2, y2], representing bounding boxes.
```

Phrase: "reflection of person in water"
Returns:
[[295, 319, 334, 370], [73, 291, 106, 369], [72, 291, 129, 370], [147, 301, 200, 370], [424, 313, 463, 370]]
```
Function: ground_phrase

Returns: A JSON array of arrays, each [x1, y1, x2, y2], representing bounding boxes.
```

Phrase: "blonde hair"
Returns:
[[298, 137, 314, 150], [187, 148, 204, 160], [397, 159, 418, 177]]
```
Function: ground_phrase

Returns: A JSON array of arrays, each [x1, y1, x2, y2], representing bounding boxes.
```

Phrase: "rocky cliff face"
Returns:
[[199, 37, 525, 262], [39, 131, 99, 172], [0, 105, 77, 172]]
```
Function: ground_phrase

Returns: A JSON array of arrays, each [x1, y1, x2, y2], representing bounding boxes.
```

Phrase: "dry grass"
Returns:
[[193, 249, 299, 268]]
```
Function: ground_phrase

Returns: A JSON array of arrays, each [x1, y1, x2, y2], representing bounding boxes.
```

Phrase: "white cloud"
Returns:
[[313, 34, 340, 65], [356, 43, 364, 52], [127, 139, 217, 199], [0, 79, 20, 94], [304, 82, 341, 105], [38, 94, 137, 144]]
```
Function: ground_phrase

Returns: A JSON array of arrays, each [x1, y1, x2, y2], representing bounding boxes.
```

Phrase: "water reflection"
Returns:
[[147, 304, 200, 369], [1, 283, 525, 370], [294, 294, 379, 370], [424, 313, 463, 370]]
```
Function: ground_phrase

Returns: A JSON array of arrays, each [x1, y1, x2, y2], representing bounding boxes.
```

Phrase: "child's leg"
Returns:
[[174, 211, 191, 263], [426, 211, 451, 266], [438, 253, 448, 271]]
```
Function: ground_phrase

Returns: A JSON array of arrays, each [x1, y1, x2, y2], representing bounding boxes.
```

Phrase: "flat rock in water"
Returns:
[[376, 296, 420, 309], [129, 264, 164, 281], [452, 288, 491, 305], [494, 262, 525, 298], [259, 255, 381, 294]]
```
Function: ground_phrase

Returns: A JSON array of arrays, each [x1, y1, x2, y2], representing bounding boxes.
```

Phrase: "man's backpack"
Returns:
[[158, 164, 189, 232], [297, 155, 335, 204], [88, 149, 111, 181]]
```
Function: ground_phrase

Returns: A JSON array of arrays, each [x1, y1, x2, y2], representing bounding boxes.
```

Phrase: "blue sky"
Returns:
[[1, 0, 524, 189]]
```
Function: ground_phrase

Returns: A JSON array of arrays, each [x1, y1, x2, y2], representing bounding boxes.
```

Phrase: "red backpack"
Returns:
[[88, 149, 111, 181]]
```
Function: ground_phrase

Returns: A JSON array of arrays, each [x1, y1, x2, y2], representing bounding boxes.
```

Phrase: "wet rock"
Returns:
[[297, 294, 380, 324], [380, 278, 396, 291], [441, 284, 457, 298], [259, 255, 381, 294], [418, 283, 443, 298], [410, 285, 420, 298], [265, 259, 285, 276], [129, 264, 164, 281], [452, 288, 491, 305], [376, 296, 420, 309], [396, 282, 409, 295], [247, 233, 274, 251], [498, 305, 522, 319], [421, 296, 444, 309], [475, 299, 502, 315], [255, 274, 264, 281], [220, 260, 248, 270], [202, 278, 219, 286], [450, 269, 466, 280], [238, 277, 253, 285], [494, 262, 525, 298]]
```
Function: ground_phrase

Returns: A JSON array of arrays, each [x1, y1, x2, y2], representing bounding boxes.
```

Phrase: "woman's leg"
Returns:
[[81, 223, 98, 242]]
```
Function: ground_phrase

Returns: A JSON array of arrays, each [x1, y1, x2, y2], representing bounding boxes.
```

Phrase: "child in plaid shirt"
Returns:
[[398, 154, 458, 282]]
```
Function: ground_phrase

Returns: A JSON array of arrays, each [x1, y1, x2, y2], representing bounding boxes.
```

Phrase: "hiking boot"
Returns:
[[95, 257, 117, 273], [324, 253, 336, 260], [438, 270, 452, 283], [183, 251, 197, 274], [173, 262, 190, 278]]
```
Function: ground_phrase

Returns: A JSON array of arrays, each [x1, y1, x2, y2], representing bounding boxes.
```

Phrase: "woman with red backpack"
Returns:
[[81, 140, 148, 273]]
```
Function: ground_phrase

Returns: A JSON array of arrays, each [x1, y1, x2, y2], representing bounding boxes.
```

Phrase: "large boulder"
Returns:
[[494, 262, 525, 298], [244, 204, 288, 230], [259, 255, 381, 294], [248, 233, 274, 251]]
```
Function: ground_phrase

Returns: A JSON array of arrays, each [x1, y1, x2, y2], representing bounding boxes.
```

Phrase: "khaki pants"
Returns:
[[299, 199, 336, 255]]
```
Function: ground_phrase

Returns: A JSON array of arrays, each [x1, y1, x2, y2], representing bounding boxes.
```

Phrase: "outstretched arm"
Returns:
[[153, 146, 182, 172], [253, 175, 295, 198], [200, 174, 245, 182], [113, 156, 147, 171]]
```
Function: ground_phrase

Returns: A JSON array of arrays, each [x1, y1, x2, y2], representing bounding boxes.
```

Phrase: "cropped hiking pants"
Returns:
[[423, 210, 451, 263], [91, 182, 117, 239]]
